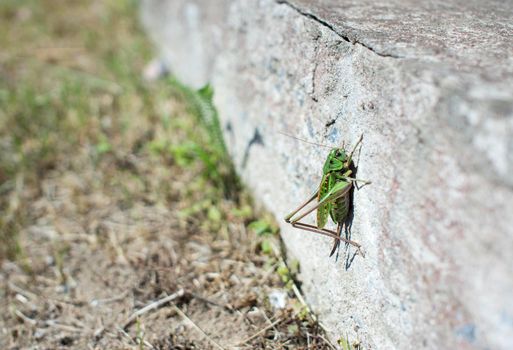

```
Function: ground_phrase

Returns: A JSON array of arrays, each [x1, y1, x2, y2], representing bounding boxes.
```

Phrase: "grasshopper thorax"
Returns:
[[322, 148, 348, 174]]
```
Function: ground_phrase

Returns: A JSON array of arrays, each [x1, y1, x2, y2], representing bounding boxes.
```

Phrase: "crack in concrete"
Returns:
[[276, 0, 401, 59], [241, 128, 264, 169], [310, 42, 320, 102], [325, 119, 336, 128]]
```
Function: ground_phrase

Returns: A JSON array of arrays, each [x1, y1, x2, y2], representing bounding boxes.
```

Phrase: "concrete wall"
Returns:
[[140, 1, 513, 348]]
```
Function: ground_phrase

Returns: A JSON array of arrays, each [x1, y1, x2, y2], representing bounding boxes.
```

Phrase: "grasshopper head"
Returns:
[[322, 148, 347, 174]]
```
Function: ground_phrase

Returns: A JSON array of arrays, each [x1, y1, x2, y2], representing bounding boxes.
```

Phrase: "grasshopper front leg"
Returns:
[[345, 177, 371, 190], [345, 177, 371, 185]]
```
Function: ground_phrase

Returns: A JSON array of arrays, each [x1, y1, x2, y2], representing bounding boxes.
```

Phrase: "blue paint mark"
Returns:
[[297, 93, 304, 107], [455, 324, 476, 343], [400, 302, 406, 311], [327, 127, 339, 143], [306, 117, 315, 138], [500, 310, 513, 328]]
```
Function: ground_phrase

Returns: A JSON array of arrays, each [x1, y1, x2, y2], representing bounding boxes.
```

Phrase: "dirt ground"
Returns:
[[0, 1, 336, 349]]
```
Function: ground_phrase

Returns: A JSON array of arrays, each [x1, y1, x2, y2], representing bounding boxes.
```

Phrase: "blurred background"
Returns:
[[0, 1, 333, 349]]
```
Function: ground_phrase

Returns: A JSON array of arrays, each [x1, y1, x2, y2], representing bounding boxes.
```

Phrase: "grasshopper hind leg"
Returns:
[[329, 223, 342, 257], [284, 190, 318, 223], [289, 221, 365, 257]]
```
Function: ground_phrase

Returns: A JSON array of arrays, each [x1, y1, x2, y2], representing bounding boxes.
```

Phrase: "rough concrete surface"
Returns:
[[141, 0, 513, 348]]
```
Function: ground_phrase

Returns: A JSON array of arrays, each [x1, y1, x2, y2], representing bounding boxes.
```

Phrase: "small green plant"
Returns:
[[230, 204, 252, 219], [248, 218, 279, 257], [292, 301, 310, 321], [338, 336, 352, 350], [166, 78, 239, 198], [277, 264, 291, 282], [53, 242, 71, 287], [260, 239, 273, 255], [248, 219, 278, 236], [95, 134, 112, 155], [136, 319, 145, 350]]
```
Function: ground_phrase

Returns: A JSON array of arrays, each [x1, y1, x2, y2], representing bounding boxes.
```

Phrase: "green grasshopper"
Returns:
[[284, 135, 370, 257]]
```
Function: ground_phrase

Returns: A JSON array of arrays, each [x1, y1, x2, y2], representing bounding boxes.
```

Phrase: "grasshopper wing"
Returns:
[[316, 174, 331, 229], [317, 179, 351, 228]]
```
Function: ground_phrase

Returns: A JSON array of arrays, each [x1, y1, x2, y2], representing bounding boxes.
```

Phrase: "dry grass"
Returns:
[[0, 0, 335, 349]]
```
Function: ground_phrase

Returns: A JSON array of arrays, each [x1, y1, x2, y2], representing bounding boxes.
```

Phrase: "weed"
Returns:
[[164, 78, 240, 198]]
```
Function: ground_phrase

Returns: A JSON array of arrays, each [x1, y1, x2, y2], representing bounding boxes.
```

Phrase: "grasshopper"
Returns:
[[284, 135, 370, 257]]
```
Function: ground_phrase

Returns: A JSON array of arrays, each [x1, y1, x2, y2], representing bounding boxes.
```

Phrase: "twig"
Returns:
[[260, 309, 280, 336], [117, 326, 136, 344], [8, 282, 38, 300], [90, 290, 129, 306], [172, 305, 226, 350], [108, 229, 128, 265], [237, 318, 283, 346], [14, 309, 37, 325], [189, 292, 233, 312], [13, 307, 86, 332], [291, 284, 309, 315], [318, 334, 338, 350], [44, 320, 84, 333], [117, 325, 154, 348], [123, 289, 184, 329]]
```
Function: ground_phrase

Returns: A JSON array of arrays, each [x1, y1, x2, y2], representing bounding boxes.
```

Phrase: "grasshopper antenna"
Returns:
[[278, 131, 333, 149]]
